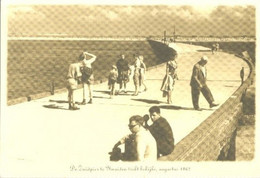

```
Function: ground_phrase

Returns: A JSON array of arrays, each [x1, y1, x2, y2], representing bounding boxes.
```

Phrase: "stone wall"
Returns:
[[159, 51, 255, 161]]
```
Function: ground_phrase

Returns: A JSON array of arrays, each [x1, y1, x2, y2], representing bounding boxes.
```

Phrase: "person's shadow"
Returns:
[[43, 104, 68, 110], [197, 49, 212, 52], [49, 99, 68, 104], [159, 105, 214, 111], [93, 90, 110, 95], [43, 99, 70, 110], [159, 105, 194, 110], [131, 99, 196, 111], [94, 90, 134, 96], [131, 98, 162, 104]]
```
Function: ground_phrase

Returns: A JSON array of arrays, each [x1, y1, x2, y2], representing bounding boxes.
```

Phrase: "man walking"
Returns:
[[190, 56, 219, 111]]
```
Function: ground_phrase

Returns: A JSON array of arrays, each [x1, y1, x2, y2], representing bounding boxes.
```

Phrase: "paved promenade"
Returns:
[[1, 43, 249, 176]]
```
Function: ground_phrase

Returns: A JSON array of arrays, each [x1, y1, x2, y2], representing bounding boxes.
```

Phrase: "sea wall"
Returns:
[[159, 53, 255, 161], [7, 39, 172, 105]]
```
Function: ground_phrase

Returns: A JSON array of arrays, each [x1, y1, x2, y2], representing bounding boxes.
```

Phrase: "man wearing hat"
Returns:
[[190, 56, 219, 111]]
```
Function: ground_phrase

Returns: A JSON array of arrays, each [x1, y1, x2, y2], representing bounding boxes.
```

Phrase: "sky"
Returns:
[[7, 5, 256, 37]]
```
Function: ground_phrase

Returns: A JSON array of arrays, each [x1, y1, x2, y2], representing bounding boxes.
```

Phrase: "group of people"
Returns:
[[110, 106, 174, 161], [66, 50, 220, 161], [66, 51, 219, 111], [108, 54, 148, 98], [66, 51, 96, 110], [109, 54, 220, 161], [66, 52, 149, 109]]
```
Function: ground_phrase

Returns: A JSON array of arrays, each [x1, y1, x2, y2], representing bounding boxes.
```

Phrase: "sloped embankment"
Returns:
[[7, 40, 173, 104]]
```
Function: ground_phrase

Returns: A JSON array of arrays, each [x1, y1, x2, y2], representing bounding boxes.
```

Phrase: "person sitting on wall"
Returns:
[[144, 106, 175, 158], [111, 115, 157, 161]]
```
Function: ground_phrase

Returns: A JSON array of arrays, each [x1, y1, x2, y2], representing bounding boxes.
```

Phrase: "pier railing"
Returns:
[[159, 52, 255, 161]]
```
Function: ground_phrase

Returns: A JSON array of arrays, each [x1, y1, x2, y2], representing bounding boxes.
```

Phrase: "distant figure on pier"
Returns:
[[132, 55, 147, 96], [160, 52, 178, 104], [108, 65, 118, 98], [190, 56, 219, 111], [116, 54, 130, 94], [240, 67, 245, 85], [212, 43, 219, 54], [79, 51, 97, 104], [216, 42, 220, 52], [111, 115, 157, 161], [66, 58, 82, 110], [144, 106, 175, 158], [211, 43, 216, 54]]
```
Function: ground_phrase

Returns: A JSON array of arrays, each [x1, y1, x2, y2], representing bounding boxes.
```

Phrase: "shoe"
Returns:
[[81, 99, 86, 105], [194, 107, 202, 111], [69, 105, 80, 110], [144, 88, 147, 92], [132, 93, 138, 96], [88, 99, 93, 104], [167, 100, 172, 104], [210, 102, 219, 108]]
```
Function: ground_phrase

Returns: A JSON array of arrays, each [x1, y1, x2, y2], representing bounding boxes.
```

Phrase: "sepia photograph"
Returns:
[[1, 0, 259, 177]]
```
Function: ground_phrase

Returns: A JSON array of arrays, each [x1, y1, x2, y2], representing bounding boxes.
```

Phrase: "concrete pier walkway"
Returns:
[[1, 42, 249, 176]]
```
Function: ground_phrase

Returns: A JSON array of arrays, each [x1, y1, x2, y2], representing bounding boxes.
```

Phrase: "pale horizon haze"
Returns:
[[7, 5, 256, 37]]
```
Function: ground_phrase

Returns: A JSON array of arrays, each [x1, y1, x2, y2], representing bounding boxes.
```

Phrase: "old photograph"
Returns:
[[1, 0, 259, 177]]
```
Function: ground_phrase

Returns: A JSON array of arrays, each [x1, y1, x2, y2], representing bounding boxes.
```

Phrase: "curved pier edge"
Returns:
[[158, 50, 255, 161]]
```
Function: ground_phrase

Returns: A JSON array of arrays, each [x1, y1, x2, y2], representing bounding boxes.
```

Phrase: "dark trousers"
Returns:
[[191, 85, 214, 109]]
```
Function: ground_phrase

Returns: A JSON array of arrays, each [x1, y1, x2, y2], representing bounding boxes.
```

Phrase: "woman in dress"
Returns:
[[132, 55, 141, 96], [160, 53, 178, 104], [139, 55, 147, 92]]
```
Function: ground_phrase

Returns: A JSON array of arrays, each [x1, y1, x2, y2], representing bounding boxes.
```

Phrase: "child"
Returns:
[[108, 65, 118, 98]]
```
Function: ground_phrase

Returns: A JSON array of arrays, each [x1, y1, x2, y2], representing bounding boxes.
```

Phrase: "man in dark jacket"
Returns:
[[145, 106, 174, 157], [190, 56, 219, 111], [116, 54, 130, 93]]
